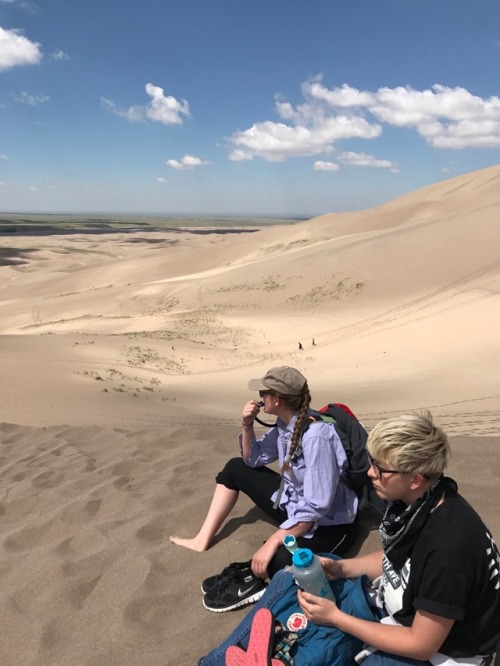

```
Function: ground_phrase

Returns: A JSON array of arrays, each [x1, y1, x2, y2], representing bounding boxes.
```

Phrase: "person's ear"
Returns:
[[409, 473, 427, 491]]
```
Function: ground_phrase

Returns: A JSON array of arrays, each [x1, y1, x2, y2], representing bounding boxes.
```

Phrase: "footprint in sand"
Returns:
[[136, 518, 168, 542], [66, 574, 102, 610], [39, 617, 74, 658], [111, 461, 135, 477], [60, 497, 102, 523], [131, 448, 165, 463], [123, 594, 175, 636], [32, 469, 65, 488], [113, 476, 132, 491], [143, 559, 169, 593], [54, 536, 74, 558], [3, 518, 58, 551]]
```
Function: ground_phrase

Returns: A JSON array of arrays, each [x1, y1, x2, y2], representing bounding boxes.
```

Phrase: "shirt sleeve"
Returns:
[[238, 426, 280, 467], [411, 561, 470, 621]]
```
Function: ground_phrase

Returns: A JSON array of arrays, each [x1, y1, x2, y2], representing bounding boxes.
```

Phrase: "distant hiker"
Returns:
[[298, 342, 303, 350], [312, 338, 316, 346]]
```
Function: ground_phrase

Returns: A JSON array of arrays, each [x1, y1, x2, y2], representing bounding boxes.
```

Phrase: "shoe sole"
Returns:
[[202, 586, 266, 613], [225, 608, 273, 665]]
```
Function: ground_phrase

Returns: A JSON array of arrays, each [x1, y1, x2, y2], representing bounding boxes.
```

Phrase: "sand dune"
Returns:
[[0, 165, 499, 664]]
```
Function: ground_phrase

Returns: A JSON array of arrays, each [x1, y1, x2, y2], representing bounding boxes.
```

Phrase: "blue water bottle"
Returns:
[[291, 548, 335, 602], [283, 535, 298, 554]]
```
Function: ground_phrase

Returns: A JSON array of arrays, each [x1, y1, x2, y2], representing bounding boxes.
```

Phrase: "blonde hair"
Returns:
[[367, 410, 449, 478], [280, 383, 311, 473]]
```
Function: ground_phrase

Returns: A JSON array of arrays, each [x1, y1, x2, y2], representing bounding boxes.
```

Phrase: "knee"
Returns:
[[215, 457, 247, 489]]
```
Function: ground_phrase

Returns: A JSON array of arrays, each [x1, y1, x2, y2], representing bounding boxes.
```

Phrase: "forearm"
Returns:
[[332, 611, 443, 661], [252, 522, 314, 577], [240, 423, 255, 459], [336, 550, 383, 580], [266, 522, 314, 549], [241, 400, 262, 459]]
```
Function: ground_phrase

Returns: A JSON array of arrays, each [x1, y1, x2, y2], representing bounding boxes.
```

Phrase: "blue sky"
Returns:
[[1, 0, 500, 216]]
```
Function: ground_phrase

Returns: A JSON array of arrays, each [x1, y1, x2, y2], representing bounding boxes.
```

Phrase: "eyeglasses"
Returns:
[[259, 390, 275, 398], [368, 454, 401, 480]]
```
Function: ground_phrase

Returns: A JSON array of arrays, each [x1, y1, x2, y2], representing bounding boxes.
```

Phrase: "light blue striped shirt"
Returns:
[[240, 410, 358, 537]]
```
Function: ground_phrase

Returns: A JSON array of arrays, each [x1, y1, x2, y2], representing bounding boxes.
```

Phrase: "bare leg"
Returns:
[[170, 484, 239, 551]]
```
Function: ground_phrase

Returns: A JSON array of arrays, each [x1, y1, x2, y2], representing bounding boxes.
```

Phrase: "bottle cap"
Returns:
[[292, 547, 314, 568]]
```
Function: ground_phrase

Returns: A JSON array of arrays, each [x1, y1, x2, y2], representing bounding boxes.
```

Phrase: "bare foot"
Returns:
[[169, 535, 209, 551]]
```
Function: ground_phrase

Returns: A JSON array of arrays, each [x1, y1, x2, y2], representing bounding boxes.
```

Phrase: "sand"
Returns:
[[0, 165, 499, 665]]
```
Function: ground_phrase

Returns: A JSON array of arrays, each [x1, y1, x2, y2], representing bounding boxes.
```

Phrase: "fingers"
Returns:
[[251, 559, 268, 579], [319, 557, 340, 580], [298, 589, 314, 604], [242, 400, 262, 421]]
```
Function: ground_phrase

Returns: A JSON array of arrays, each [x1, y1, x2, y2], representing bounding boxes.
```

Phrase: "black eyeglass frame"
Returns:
[[368, 454, 432, 481], [259, 390, 276, 398], [368, 454, 401, 479]]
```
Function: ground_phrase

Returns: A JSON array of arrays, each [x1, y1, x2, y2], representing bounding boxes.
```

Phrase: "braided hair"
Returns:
[[280, 382, 311, 473]]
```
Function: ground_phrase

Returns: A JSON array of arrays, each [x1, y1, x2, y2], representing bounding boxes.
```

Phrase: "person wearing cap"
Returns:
[[197, 411, 500, 663], [171, 366, 360, 610]]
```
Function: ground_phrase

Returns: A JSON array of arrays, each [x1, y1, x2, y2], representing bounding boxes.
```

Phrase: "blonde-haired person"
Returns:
[[298, 411, 500, 666], [170, 366, 360, 612]]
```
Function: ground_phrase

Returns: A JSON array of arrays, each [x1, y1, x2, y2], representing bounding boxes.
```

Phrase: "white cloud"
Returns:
[[144, 83, 189, 125], [228, 148, 253, 162], [28, 186, 37, 191], [228, 77, 500, 161], [229, 98, 381, 162], [0, 153, 7, 159], [313, 161, 339, 171], [0, 27, 41, 70], [315, 80, 500, 150], [157, 176, 167, 182], [302, 80, 376, 109], [50, 49, 70, 61], [166, 154, 209, 170], [13, 91, 49, 105], [102, 83, 190, 126], [338, 151, 399, 171], [0, 181, 5, 186], [101, 97, 143, 122]]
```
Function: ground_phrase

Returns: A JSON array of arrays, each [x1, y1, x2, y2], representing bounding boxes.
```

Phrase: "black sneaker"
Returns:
[[203, 571, 267, 612], [201, 560, 252, 595]]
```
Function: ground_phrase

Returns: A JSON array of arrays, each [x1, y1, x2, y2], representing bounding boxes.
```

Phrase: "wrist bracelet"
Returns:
[[242, 422, 254, 429]]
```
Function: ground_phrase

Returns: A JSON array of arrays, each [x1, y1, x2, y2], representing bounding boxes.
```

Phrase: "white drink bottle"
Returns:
[[291, 548, 335, 602]]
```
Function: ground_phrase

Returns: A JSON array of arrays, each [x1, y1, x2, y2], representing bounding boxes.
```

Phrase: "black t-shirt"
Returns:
[[381, 487, 500, 657]]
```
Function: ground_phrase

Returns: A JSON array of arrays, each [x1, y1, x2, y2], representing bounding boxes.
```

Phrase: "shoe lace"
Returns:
[[218, 568, 254, 594], [216, 561, 250, 583]]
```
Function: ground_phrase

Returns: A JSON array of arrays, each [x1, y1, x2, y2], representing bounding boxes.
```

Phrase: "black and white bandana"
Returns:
[[379, 475, 457, 569]]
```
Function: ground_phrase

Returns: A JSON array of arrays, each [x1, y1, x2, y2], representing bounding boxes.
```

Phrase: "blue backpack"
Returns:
[[199, 555, 380, 666], [268, 562, 379, 665]]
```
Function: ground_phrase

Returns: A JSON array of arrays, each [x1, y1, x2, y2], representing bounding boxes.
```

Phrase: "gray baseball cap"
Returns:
[[248, 366, 307, 396]]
